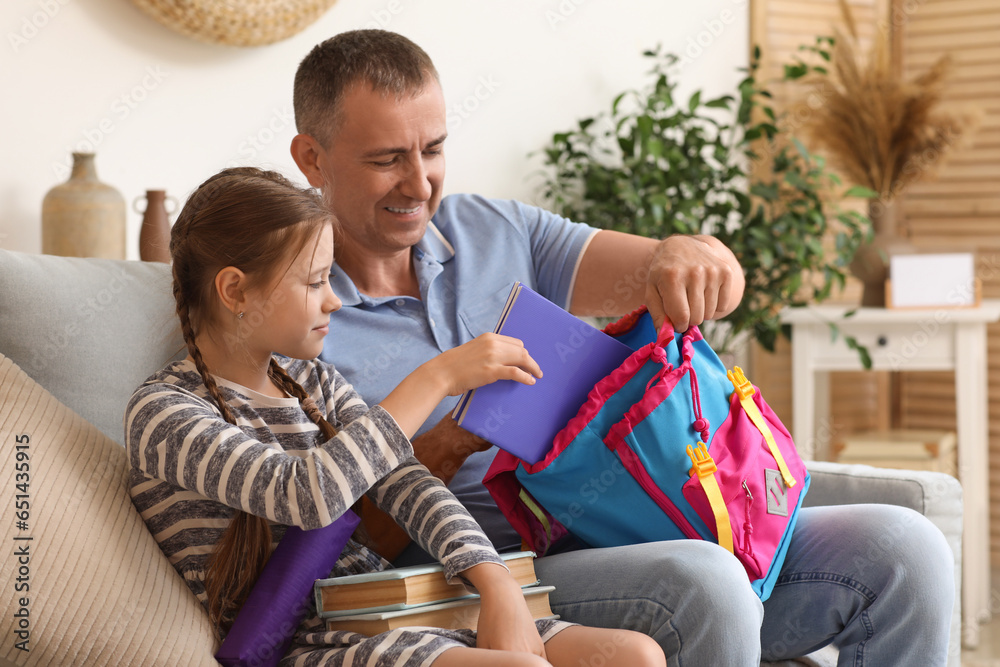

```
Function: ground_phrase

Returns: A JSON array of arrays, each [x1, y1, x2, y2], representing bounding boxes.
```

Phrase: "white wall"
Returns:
[[1, 0, 748, 257]]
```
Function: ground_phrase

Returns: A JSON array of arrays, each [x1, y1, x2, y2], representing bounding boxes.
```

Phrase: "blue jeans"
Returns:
[[533, 504, 954, 666]]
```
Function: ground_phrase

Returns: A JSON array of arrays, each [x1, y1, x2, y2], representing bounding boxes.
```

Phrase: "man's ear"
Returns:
[[291, 133, 328, 189], [215, 266, 248, 316]]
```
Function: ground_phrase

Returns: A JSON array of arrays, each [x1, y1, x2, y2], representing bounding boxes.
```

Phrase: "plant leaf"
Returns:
[[844, 186, 880, 199], [688, 90, 702, 113]]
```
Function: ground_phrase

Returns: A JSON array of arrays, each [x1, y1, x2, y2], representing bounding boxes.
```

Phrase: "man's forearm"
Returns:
[[569, 230, 658, 318], [571, 229, 745, 331], [411, 416, 490, 484]]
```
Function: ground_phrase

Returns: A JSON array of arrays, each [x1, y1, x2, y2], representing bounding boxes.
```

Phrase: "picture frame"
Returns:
[[885, 252, 980, 309]]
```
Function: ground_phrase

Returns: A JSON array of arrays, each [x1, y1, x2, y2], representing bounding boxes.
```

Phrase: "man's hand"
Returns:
[[645, 234, 744, 332], [570, 230, 745, 331], [359, 416, 492, 561]]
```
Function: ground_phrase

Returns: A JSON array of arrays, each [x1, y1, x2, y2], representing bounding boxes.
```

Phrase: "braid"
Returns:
[[175, 285, 237, 425], [175, 284, 272, 636], [267, 358, 371, 546], [268, 358, 337, 439]]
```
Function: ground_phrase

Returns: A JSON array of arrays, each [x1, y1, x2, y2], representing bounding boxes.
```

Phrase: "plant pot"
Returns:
[[849, 199, 914, 307]]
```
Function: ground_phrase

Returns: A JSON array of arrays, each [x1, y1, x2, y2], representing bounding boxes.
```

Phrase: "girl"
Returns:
[[124, 167, 664, 667]]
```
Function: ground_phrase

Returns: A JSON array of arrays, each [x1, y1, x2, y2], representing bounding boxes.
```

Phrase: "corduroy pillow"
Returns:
[[0, 354, 219, 666]]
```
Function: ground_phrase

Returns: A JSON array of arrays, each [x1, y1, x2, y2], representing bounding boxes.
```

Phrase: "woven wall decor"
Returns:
[[128, 0, 339, 47]]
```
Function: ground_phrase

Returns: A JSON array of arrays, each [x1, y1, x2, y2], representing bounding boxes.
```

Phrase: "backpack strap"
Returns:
[[728, 367, 797, 488], [518, 488, 554, 545], [686, 443, 734, 553]]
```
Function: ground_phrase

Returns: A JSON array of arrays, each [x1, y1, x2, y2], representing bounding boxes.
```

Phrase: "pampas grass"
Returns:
[[794, 0, 976, 201]]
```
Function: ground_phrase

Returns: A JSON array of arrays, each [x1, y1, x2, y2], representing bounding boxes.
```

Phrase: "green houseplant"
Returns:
[[535, 46, 873, 356]]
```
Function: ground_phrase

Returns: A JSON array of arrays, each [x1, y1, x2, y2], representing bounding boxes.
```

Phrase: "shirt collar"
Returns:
[[330, 222, 456, 308], [329, 262, 364, 307], [416, 222, 456, 263]]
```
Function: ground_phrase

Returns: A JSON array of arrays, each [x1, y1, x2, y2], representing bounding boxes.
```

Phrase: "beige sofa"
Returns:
[[0, 249, 964, 667]]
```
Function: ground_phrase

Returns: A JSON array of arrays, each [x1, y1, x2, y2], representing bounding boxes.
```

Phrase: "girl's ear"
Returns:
[[215, 266, 248, 316]]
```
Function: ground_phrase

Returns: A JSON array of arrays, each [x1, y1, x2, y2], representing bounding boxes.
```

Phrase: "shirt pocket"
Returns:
[[457, 284, 520, 343]]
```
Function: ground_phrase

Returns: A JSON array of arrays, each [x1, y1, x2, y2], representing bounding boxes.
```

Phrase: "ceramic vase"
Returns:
[[848, 199, 915, 307], [41, 153, 126, 259], [136, 189, 176, 263]]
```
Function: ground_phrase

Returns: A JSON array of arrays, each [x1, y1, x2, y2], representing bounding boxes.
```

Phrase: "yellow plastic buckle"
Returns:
[[727, 366, 755, 400], [686, 442, 717, 478], [685, 442, 734, 554]]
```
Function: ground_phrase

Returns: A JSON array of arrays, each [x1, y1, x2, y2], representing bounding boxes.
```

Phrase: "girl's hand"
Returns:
[[465, 563, 546, 656], [429, 333, 542, 397], [377, 334, 541, 439]]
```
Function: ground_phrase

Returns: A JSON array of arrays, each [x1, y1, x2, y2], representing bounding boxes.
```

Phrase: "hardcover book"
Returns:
[[451, 282, 633, 463], [323, 585, 557, 635], [314, 550, 538, 617]]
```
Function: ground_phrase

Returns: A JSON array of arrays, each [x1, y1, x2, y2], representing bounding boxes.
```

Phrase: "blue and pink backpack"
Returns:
[[483, 308, 809, 600]]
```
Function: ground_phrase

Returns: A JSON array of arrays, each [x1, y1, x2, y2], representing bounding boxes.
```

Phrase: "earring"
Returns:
[[237, 311, 245, 319]]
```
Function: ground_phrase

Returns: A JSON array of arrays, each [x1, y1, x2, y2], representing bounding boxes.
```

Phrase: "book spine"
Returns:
[[317, 580, 541, 619], [315, 551, 539, 618], [318, 592, 478, 619], [451, 282, 522, 424]]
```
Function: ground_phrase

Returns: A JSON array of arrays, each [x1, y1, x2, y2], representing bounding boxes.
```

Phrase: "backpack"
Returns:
[[483, 308, 809, 600]]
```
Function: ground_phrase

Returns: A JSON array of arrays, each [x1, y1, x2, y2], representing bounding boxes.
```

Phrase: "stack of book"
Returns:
[[313, 551, 555, 634]]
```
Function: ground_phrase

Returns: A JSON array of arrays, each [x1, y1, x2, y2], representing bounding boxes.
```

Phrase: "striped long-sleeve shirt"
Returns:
[[124, 357, 505, 619]]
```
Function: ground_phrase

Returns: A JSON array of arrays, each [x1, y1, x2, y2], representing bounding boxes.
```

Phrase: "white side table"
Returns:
[[780, 301, 1000, 649]]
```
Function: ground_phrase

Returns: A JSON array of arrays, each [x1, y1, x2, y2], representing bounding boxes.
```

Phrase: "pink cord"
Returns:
[[644, 345, 671, 393], [689, 367, 710, 441], [743, 481, 754, 559]]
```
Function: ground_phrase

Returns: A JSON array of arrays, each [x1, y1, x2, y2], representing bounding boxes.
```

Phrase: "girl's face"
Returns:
[[242, 224, 340, 361]]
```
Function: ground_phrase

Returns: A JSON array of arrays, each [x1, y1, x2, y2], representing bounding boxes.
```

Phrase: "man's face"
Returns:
[[315, 79, 447, 260]]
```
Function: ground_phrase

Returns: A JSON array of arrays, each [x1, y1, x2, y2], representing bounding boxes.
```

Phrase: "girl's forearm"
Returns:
[[375, 333, 541, 438], [461, 561, 517, 594], [376, 361, 447, 438]]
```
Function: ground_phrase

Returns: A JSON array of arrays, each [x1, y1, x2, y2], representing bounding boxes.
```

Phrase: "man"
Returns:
[[290, 29, 954, 665]]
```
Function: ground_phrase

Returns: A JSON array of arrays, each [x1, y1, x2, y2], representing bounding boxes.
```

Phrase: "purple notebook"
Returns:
[[451, 282, 633, 464]]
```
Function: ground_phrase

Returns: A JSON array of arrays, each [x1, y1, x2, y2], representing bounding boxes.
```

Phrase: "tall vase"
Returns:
[[136, 189, 176, 263], [848, 199, 914, 307], [41, 153, 126, 259]]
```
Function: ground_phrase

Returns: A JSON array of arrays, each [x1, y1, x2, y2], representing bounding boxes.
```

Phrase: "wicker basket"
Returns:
[[128, 0, 339, 47]]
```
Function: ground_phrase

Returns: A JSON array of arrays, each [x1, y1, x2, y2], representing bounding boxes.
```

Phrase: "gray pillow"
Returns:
[[0, 249, 182, 445]]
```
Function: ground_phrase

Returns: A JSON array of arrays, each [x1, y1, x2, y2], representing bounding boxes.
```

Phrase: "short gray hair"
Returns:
[[293, 30, 439, 146]]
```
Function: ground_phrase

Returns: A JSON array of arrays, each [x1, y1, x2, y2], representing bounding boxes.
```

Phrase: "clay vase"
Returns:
[[42, 153, 126, 259], [848, 199, 915, 307], [135, 189, 176, 263]]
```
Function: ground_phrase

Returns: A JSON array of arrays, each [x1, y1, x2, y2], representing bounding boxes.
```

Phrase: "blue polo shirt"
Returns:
[[320, 193, 597, 560]]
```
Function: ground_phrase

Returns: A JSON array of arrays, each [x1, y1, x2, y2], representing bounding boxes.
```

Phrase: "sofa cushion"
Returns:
[[0, 353, 218, 666], [0, 250, 182, 445]]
